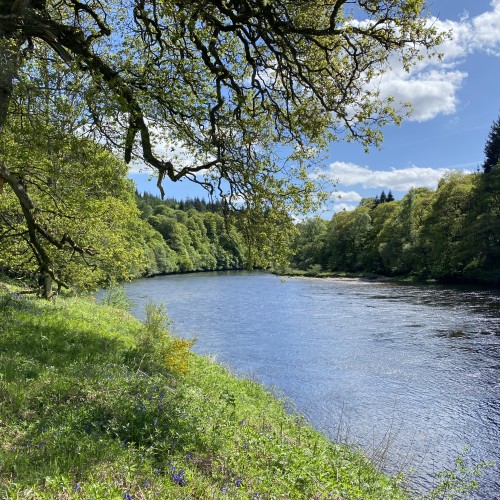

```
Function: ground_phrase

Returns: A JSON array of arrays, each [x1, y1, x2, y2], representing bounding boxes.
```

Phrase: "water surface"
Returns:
[[124, 271, 500, 498]]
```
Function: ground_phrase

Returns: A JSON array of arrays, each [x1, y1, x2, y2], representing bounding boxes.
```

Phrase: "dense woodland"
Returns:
[[291, 117, 500, 285], [291, 170, 500, 285], [135, 166, 500, 287], [0, 0, 497, 291], [135, 194, 246, 274]]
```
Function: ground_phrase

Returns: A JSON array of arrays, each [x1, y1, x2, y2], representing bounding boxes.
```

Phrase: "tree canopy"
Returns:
[[0, 115, 152, 295], [290, 171, 500, 285], [0, 0, 447, 292], [1, 0, 445, 201]]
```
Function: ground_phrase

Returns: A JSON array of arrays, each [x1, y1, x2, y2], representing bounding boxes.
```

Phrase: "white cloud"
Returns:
[[472, 0, 500, 53], [379, 70, 466, 122], [325, 161, 451, 192], [374, 1, 500, 122]]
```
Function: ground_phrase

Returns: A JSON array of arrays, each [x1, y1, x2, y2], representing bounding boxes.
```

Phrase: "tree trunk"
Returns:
[[0, 164, 55, 298], [0, 1, 25, 138], [39, 271, 53, 299]]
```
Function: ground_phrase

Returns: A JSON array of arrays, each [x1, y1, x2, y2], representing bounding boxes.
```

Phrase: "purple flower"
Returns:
[[172, 469, 186, 486], [124, 493, 132, 500], [234, 477, 242, 488]]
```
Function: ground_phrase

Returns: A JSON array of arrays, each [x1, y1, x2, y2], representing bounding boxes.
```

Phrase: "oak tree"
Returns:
[[0, 0, 446, 286]]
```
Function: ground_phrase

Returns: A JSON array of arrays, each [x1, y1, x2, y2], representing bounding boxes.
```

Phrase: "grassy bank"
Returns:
[[0, 282, 408, 499]]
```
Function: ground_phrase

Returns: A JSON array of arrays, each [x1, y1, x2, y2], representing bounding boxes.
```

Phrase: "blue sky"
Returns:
[[130, 0, 500, 214]]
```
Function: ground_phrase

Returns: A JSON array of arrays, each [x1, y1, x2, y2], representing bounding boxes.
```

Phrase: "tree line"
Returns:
[[2, 110, 499, 293], [135, 192, 246, 274], [290, 170, 500, 286]]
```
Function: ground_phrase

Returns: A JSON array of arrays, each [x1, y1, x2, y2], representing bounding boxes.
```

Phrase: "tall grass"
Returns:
[[0, 283, 410, 499]]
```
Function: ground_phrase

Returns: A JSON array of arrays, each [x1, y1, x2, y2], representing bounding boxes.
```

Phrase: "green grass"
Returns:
[[0, 283, 409, 499]]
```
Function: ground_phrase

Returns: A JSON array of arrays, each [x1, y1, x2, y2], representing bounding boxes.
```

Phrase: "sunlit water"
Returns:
[[122, 271, 500, 498]]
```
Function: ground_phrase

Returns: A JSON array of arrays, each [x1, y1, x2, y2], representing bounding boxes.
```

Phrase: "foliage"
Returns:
[[0, 0, 447, 274], [126, 301, 195, 375], [99, 284, 133, 311], [290, 171, 500, 285], [0, 118, 154, 295], [0, 284, 409, 499], [425, 447, 493, 500], [290, 217, 328, 271], [138, 192, 248, 271]]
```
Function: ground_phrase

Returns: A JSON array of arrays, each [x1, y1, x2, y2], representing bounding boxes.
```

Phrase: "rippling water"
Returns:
[[123, 271, 500, 498]]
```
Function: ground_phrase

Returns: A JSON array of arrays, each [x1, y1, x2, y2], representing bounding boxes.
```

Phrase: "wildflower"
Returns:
[[172, 469, 186, 486], [73, 483, 80, 492], [124, 493, 132, 500], [186, 451, 193, 460], [234, 477, 242, 488]]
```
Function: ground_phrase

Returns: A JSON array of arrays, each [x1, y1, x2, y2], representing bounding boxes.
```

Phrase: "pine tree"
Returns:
[[483, 115, 500, 174], [386, 190, 395, 202]]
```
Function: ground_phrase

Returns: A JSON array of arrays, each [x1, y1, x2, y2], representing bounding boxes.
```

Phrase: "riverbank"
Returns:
[[275, 268, 500, 288], [0, 281, 408, 499]]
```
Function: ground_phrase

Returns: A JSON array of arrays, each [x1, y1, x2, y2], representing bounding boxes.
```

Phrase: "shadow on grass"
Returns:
[[0, 294, 131, 380], [0, 293, 207, 488]]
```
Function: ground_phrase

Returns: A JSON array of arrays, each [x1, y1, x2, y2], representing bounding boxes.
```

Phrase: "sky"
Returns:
[[129, 0, 500, 215]]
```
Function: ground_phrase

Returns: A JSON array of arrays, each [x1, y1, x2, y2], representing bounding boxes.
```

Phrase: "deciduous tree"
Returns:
[[0, 118, 148, 295], [0, 0, 447, 282], [1, 1, 445, 206]]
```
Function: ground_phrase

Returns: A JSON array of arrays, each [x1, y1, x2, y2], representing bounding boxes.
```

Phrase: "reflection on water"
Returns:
[[123, 272, 500, 498]]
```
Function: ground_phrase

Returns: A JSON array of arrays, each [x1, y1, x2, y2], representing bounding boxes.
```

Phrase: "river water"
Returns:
[[122, 271, 500, 498]]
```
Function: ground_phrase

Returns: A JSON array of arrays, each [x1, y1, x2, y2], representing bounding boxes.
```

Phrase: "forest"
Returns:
[[134, 152, 500, 288], [290, 170, 500, 285], [2, 136, 499, 290]]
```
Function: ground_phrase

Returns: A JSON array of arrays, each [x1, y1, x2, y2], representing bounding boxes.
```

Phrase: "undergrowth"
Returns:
[[0, 282, 418, 499]]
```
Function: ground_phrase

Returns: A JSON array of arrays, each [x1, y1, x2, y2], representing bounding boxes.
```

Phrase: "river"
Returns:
[[122, 271, 500, 498]]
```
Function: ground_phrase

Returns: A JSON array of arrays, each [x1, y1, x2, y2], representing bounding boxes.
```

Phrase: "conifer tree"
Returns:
[[483, 115, 500, 174]]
